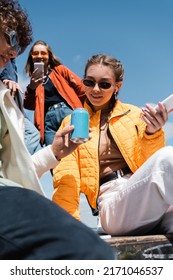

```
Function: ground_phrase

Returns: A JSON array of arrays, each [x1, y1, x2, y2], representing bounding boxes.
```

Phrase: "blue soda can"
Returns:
[[70, 108, 89, 144]]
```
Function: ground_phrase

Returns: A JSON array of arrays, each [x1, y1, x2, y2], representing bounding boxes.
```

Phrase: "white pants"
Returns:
[[99, 146, 173, 236]]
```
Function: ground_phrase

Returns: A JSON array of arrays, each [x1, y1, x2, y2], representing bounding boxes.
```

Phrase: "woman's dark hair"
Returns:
[[84, 54, 124, 82], [25, 40, 62, 76], [0, 0, 33, 54]]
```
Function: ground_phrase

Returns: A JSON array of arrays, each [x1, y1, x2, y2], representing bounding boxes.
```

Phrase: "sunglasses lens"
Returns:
[[83, 79, 95, 87], [11, 34, 17, 47], [4, 30, 21, 55], [99, 82, 111, 89], [83, 79, 112, 89], [10, 33, 21, 54]]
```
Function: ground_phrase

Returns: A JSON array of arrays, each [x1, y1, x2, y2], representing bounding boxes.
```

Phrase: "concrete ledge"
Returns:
[[105, 234, 173, 259]]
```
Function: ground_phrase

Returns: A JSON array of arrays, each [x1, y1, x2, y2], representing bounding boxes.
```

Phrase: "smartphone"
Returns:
[[34, 62, 44, 77], [155, 94, 173, 113]]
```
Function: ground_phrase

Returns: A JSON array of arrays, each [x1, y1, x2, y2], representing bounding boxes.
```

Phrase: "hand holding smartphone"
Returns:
[[34, 62, 44, 78], [155, 94, 173, 113]]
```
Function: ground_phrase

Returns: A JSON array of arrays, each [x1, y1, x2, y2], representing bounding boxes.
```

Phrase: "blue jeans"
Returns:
[[44, 102, 72, 146], [0, 186, 114, 259], [24, 116, 41, 155]]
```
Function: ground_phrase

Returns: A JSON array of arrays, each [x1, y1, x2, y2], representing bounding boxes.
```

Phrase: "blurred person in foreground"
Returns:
[[0, 0, 114, 260], [0, 58, 41, 154], [53, 53, 173, 237]]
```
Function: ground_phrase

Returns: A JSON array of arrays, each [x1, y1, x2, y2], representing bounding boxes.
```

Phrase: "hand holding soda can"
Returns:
[[70, 108, 89, 144]]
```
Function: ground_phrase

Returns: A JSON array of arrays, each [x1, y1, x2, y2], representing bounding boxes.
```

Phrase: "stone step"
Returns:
[[104, 234, 173, 260]]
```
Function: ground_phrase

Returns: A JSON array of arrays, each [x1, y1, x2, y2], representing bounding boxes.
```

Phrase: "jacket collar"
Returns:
[[84, 99, 131, 118]]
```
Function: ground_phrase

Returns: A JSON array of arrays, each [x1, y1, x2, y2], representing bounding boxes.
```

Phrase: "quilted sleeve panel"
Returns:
[[52, 114, 81, 220], [110, 103, 165, 172], [78, 136, 100, 209], [53, 149, 81, 220]]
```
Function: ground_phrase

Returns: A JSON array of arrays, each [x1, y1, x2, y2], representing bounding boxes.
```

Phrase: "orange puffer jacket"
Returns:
[[24, 65, 85, 144], [53, 100, 165, 220]]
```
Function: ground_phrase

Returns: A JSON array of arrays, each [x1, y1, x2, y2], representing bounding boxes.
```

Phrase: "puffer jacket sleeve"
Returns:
[[131, 112, 165, 169], [140, 126, 165, 164], [56, 65, 85, 101], [111, 103, 165, 173], [53, 149, 81, 220]]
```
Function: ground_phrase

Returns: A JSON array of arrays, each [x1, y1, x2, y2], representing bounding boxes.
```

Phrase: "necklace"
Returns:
[[42, 72, 49, 85], [100, 112, 109, 131], [100, 121, 109, 131]]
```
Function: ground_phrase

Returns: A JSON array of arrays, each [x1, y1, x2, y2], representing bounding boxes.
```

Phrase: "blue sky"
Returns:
[[18, 0, 173, 141], [16, 0, 173, 192]]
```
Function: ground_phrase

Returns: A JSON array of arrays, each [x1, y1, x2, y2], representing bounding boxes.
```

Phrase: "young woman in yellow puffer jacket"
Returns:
[[53, 54, 173, 237]]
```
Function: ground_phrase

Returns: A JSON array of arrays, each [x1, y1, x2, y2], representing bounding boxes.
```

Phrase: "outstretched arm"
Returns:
[[2, 79, 23, 97], [51, 124, 80, 160], [32, 124, 83, 177]]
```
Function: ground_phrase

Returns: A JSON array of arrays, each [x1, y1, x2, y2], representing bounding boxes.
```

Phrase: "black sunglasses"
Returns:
[[4, 30, 21, 55], [82, 79, 112, 90]]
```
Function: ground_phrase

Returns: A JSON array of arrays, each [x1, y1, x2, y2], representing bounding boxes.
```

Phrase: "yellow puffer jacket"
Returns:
[[53, 100, 165, 220]]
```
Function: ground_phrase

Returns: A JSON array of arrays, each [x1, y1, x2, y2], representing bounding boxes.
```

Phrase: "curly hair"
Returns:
[[0, 0, 33, 54], [25, 40, 62, 76]]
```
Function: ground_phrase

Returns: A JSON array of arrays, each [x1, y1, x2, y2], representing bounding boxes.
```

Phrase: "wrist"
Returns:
[[145, 128, 161, 135], [145, 130, 154, 135], [54, 155, 61, 161], [50, 145, 61, 161]]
